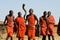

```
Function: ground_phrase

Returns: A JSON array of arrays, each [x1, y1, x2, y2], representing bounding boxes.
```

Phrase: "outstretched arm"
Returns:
[[4, 16, 7, 25]]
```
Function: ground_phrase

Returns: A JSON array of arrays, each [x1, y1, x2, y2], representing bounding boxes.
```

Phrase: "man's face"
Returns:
[[9, 10, 13, 16], [9, 12, 13, 16], [18, 12, 21, 17], [44, 13, 47, 16], [43, 11, 47, 17], [48, 12, 51, 16], [29, 9, 33, 14], [29, 10, 33, 14]]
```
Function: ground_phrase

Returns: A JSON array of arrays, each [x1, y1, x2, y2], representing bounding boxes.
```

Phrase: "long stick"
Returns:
[[22, 4, 27, 20]]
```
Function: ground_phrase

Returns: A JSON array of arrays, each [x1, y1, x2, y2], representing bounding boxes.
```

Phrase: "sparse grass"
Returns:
[[0, 21, 59, 40], [0, 26, 60, 40]]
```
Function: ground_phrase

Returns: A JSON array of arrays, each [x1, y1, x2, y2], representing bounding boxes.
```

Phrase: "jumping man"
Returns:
[[4, 10, 14, 40]]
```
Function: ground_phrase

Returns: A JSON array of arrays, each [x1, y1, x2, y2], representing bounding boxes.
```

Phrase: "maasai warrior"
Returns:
[[39, 11, 47, 40], [26, 8, 38, 40], [57, 17, 60, 36], [15, 12, 26, 40], [47, 11, 55, 40], [4, 10, 14, 40]]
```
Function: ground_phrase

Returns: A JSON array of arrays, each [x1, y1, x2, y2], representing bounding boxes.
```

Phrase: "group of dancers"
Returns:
[[3, 4, 60, 40]]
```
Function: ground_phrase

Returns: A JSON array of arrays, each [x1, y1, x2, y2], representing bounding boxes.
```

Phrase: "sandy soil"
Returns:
[[0, 27, 60, 40]]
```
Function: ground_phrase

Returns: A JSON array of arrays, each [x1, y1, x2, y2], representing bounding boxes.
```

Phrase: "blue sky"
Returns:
[[0, 0, 60, 24]]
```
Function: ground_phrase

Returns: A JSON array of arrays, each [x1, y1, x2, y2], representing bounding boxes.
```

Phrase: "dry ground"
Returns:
[[0, 27, 60, 40]]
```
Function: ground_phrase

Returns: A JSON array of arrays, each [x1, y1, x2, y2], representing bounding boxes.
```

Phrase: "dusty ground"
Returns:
[[0, 27, 60, 40]]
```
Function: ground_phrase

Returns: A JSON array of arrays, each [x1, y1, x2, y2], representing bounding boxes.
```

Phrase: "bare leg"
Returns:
[[18, 37, 20, 40], [52, 36, 55, 40], [42, 35, 46, 40], [48, 35, 51, 40], [10, 37, 13, 40], [6, 35, 9, 40], [28, 37, 31, 40]]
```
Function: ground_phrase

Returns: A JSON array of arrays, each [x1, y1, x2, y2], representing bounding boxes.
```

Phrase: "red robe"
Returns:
[[15, 16, 26, 38], [47, 15, 55, 36], [6, 16, 14, 37], [27, 14, 36, 38], [40, 16, 47, 36]]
